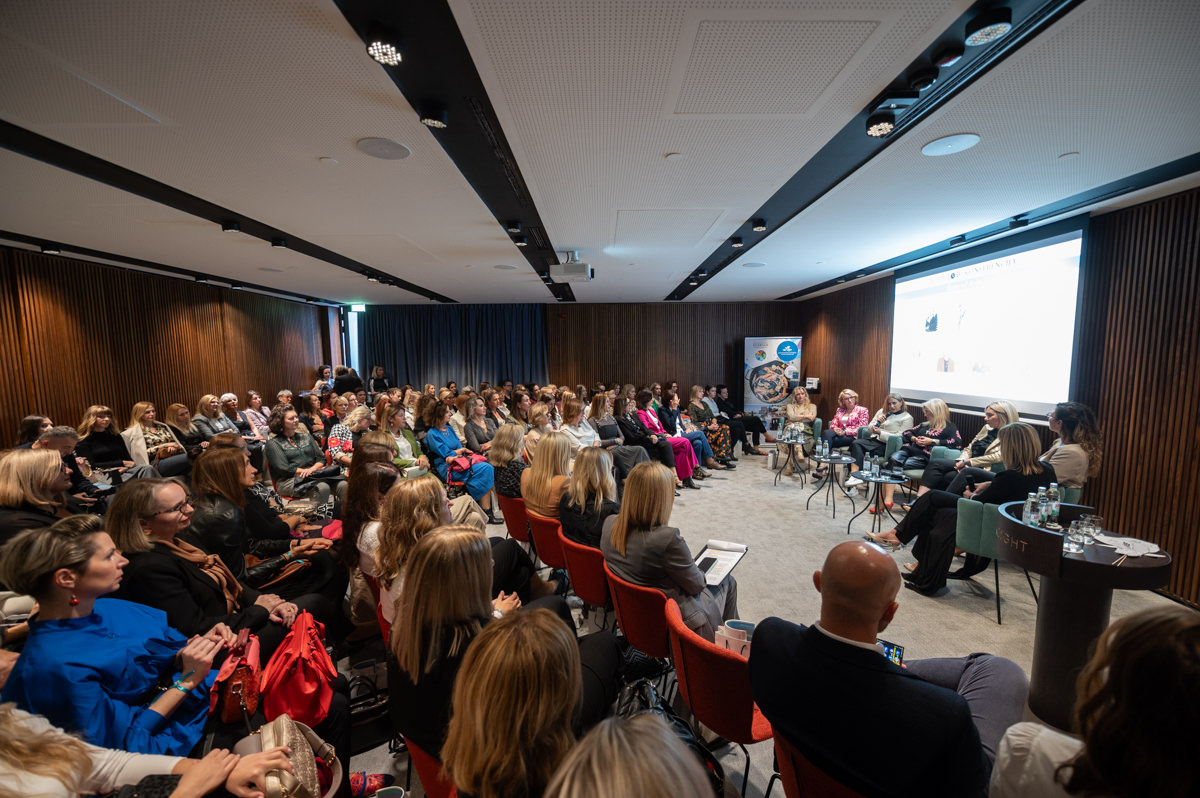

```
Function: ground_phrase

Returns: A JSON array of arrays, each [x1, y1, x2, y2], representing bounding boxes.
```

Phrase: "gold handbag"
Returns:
[[234, 714, 341, 798]]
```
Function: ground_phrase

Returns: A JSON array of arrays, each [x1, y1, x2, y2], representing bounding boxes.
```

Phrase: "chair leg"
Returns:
[[993, 558, 1002, 625], [1024, 568, 1039, 605], [735, 742, 751, 793], [764, 771, 781, 798]]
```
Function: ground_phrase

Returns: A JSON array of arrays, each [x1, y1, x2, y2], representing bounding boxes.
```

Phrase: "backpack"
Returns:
[[260, 610, 337, 727]]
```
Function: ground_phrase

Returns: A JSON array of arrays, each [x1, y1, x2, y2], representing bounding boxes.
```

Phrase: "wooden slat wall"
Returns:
[[1073, 188, 1200, 607], [0, 247, 335, 449]]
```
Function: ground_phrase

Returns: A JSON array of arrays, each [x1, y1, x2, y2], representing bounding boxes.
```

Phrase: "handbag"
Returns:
[[234, 713, 342, 798], [260, 611, 337, 727], [210, 629, 261, 725], [615, 678, 725, 797], [292, 464, 344, 494]]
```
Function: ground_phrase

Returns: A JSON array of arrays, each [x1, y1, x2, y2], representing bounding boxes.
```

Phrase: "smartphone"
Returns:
[[697, 556, 717, 572], [878, 637, 904, 665]]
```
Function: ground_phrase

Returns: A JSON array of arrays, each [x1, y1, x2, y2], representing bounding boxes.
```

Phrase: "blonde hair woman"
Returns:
[[0, 448, 72, 530], [559, 447, 619, 548], [915, 400, 1019, 500], [374, 476, 449, 623], [882, 397, 962, 507], [814, 388, 870, 479], [162, 402, 209, 458], [74, 405, 158, 483], [193, 394, 237, 440], [521, 430, 572, 518], [120, 402, 190, 477], [845, 392, 913, 492], [524, 401, 553, 461], [488, 422, 528, 498], [544, 714, 713, 798], [780, 386, 818, 476], [600, 462, 738, 641]]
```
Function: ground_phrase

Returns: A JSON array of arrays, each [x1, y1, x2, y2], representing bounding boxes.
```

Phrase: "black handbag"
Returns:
[[292, 464, 344, 494], [615, 678, 725, 797]]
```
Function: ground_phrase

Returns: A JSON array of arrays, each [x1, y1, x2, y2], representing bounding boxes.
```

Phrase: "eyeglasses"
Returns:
[[150, 495, 195, 516]]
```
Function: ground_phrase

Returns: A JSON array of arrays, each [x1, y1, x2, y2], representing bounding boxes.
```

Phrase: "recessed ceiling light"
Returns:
[[751, 219, 767, 232], [221, 221, 240, 233], [907, 67, 939, 92], [921, 133, 981, 156], [688, 280, 699, 286], [271, 238, 287, 248], [367, 276, 380, 282], [741, 262, 766, 269], [965, 8, 1013, 46], [356, 137, 411, 160], [419, 107, 448, 129], [367, 40, 401, 66], [40, 244, 60, 255], [505, 221, 522, 233], [866, 111, 895, 138], [513, 236, 528, 247], [730, 237, 744, 248], [493, 264, 519, 270]]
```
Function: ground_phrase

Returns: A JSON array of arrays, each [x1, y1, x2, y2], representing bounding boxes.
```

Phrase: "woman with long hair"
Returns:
[[844, 392, 913, 488], [1041, 402, 1102, 489], [990, 605, 1200, 798], [656, 390, 723, 476], [425, 400, 497, 521], [912, 400, 1019, 498], [74, 405, 159, 483], [601, 462, 737, 640], [376, 401, 429, 477], [524, 401, 554, 461], [779, 385, 817, 476], [636, 389, 702, 486], [686, 385, 735, 466], [507, 388, 533, 429], [868, 422, 1057, 596], [326, 405, 372, 474], [442, 608, 620, 798], [614, 396, 686, 490], [162, 402, 208, 459], [16, 414, 53, 446], [559, 447, 619, 548], [587, 392, 652, 487], [297, 392, 327, 446], [521, 431, 572, 519], [488, 423, 528, 498], [0, 449, 73, 544], [243, 390, 271, 438], [882, 398, 962, 507], [217, 393, 266, 470], [122, 402, 191, 477], [463, 395, 498, 456]]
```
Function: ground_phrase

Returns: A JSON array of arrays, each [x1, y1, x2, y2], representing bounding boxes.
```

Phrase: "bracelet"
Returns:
[[492, 609, 505, 619], [171, 680, 192, 694]]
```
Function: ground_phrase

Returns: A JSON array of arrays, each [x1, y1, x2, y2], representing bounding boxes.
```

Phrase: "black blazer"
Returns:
[[616, 413, 653, 448], [114, 543, 269, 637], [749, 618, 989, 798], [656, 407, 684, 437]]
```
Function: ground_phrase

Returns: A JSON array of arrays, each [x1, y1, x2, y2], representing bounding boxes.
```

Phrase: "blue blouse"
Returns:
[[0, 598, 215, 755], [425, 425, 462, 478]]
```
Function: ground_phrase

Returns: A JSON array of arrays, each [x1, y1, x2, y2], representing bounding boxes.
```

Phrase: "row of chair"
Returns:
[[494, 493, 864, 798]]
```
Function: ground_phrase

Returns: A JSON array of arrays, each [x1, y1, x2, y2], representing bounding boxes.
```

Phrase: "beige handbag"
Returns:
[[234, 714, 341, 798]]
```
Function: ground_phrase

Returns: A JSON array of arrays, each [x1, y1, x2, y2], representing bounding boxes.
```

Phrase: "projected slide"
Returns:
[[890, 233, 1081, 415]]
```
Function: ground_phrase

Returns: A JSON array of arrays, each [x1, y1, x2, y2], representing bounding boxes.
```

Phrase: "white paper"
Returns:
[[695, 539, 748, 585]]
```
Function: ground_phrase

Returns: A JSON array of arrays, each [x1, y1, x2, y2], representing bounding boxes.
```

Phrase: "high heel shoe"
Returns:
[[868, 501, 895, 514], [864, 531, 902, 551]]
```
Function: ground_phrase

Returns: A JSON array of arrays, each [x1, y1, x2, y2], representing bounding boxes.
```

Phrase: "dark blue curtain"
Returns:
[[356, 304, 547, 389]]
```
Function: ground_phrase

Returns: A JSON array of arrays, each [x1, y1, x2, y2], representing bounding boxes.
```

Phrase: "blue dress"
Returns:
[[0, 598, 215, 755], [425, 425, 495, 502]]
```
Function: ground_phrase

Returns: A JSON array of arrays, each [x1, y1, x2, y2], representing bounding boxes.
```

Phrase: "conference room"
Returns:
[[1, 1, 1198, 796]]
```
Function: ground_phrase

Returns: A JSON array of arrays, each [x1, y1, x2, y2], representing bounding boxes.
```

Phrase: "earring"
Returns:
[[69, 593, 79, 606]]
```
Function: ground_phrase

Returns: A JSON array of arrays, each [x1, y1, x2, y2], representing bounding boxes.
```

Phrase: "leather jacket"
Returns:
[[184, 494, 292, 586]]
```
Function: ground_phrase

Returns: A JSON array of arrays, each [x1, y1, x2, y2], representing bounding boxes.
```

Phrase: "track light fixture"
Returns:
[[419, 106, 448, 129], [907, 67, 939, 92], [751, 219, 767, 232], [40, 244, 60, 255], [271, 237, 287, 248], [933, 44, 964, 67], [965, 8, 1013, 46], [367, 275, 380, 282], [505, 221, 522, 233], [730, 237, 744, 248], [513, 235, 528, 247], [221, 221, 240, 233], [366, 26, 401, 66], [1009, 216, 1028, 230], [866, 111, 895, 138]]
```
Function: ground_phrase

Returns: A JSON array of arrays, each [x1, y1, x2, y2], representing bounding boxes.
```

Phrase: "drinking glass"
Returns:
[[1063, 521, 1085, 554], [1080, 514, 1103, 545]]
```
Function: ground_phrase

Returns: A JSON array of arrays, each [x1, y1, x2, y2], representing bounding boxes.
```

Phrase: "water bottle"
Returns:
[[871, 456, 880, 477], [1036, 487, 1049, 527], [1021, 492, 1038, 525], [1047, 483, 1060, 524]]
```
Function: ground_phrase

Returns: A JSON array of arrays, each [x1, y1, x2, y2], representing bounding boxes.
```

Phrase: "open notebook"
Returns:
[[694, 539, 748, 586]]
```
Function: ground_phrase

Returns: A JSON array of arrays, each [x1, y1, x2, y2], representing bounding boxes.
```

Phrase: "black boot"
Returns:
[[486, 507, 503, 525], [682, 477, 701, 489]]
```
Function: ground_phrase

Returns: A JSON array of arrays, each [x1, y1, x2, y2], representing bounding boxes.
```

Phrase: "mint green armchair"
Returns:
[[955, 499, 1005, 623]]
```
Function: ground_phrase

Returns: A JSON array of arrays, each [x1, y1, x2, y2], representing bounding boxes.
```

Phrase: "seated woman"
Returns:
[[243, 390, 271, 438], [524, 402, 554, 461], [347, 461, 402, 584], [779, 386, 817, 476], [376, 401, 429, 477], [559, 447, 620, 548], [217, 393, 266, 471], [586, 393, 651, 486], [0, 516, 226, 754], [686, 385, 735, 466], [915, 400, 1019, 498], [560, 397, 600, 458], [507, 388, 533, 429], [815, 388, 870, 476], [313, 364, 334, 395], [16, 414, 54, 446], [207, 433, 315, 542], [1041, 402, 1102, 490], [185, 448, 344, 608], [845, 393, 914, 488], [326, 406, 372, 475], [297, 392, 327, 447], [615, 397, 689, 490], [462, 395, 498, 456], [0, 703, 291, 798], [868, 422, 1056, 596], [653, 390, 720, 477], [263, 405, 344, 505], [122, 402, 191, 477], [0, 449, 73, 545], [443, 608, 621, 798], [193, 395, 238, 440], [521, 431, 572, 519], [368, 365, 391, 403], [425, 400, 498, 523], [450, 394, 470, 443], [75, 405, 159, 484], [488, 423, 528, 499], [989, 605, 1199, 798], [882, 397, 961, 508], [544, 714, 715, 798], [106, 479, 308, 657], [636, 390, 702, 486], [601, 462, 738, 640], [163, 403, 209, 459]]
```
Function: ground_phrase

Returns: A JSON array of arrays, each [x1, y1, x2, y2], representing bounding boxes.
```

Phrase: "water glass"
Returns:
[[1063, 521, 1085, 554], [1081, 515, 1102, 545]]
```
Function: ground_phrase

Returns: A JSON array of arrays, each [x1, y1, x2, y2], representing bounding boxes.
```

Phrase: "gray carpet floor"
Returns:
[[348, 451, 1178, 797]]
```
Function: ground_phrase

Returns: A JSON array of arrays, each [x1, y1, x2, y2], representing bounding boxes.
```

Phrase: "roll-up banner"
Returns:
[[743, 337, 802, 431]]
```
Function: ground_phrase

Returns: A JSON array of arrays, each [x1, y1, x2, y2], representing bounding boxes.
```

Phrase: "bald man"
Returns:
[[748, 541, 1027, 798]]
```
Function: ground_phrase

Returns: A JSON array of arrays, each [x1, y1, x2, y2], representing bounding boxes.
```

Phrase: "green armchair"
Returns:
[[955, 499, 1006, 623]]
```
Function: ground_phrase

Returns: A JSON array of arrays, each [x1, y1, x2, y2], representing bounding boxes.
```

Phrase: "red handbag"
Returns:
[[209, 628, 261, 725], [259, 611, 337, 727]]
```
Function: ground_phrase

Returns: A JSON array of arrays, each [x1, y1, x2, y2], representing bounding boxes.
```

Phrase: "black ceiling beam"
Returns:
[[0, 120, 455, 303], [777, 151, 1200, 299], [335, 0, 574, 302], [666, 0, 1087, 301]]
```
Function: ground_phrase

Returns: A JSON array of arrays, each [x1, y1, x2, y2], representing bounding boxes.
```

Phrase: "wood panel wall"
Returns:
[[1072, 188, 1200, 607], [0, 247, 336, 449]]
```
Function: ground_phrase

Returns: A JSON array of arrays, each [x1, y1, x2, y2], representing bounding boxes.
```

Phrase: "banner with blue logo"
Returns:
[[743, 337, 803, 430]]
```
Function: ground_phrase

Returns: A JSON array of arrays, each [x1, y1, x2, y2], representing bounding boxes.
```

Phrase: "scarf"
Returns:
[[156, 537, 243, 613]]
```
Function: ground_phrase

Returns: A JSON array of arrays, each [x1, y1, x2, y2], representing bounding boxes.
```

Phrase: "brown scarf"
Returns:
[[156, 537, 243, 613]]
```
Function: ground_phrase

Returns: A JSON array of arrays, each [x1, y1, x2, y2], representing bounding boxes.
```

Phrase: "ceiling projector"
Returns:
[[550, 250, 594, 282]]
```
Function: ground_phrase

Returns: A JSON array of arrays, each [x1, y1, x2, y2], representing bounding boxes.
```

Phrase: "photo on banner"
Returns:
[[742, 337, 802, 430]]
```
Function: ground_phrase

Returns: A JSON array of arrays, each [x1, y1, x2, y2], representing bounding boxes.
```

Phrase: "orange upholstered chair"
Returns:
[[773, 734, 867, 798], [558, 527, 611, 617], [526, 512, 568, 570], [494, 494, 530, 544], [603, 562, 671, 659], [405, 738, 456, 798]]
